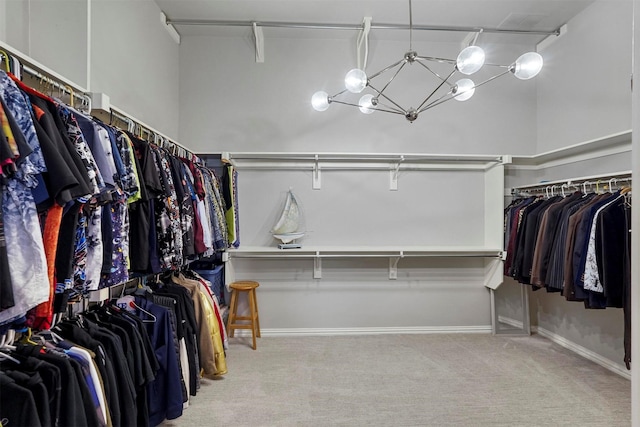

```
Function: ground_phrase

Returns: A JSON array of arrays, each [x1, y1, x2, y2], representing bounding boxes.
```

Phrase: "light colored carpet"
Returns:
[[160, 334, 631, 426]]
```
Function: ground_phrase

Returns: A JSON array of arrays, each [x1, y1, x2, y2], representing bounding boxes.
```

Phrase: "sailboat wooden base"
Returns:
[[278, 243, 302, 249]]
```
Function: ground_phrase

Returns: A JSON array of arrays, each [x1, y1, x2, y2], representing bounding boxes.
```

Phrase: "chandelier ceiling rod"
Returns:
[[166, 18, 561, 37]]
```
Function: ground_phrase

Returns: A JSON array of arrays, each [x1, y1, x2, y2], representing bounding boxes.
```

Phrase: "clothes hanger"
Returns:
[[0, 50, 10, 72], [17, 327, 38, 345], [0, 351, 21, 364], [65, 85, 75, 109], [128, 299, 157, 323], [114, 286, 157, 323], [34, 329, 64, 344], [5, 329, 15, 346], [0, 332, 17, 353]]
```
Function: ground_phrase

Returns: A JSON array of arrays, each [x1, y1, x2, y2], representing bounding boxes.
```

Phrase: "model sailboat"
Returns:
[[271, 189, 305, 249]]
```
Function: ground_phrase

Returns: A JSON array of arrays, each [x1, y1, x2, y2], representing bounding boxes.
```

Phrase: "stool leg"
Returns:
[[252, 289, 261, 338], [227, 289, 238, 338], [248, 290, 257, 350]]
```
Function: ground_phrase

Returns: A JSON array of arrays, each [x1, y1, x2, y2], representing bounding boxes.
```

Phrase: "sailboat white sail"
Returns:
[[272, 190, 305, 246]]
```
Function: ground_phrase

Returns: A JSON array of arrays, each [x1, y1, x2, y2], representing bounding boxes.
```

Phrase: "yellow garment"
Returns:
[[173, 274, 227, 377], [120, 132, 142, 204], [0, 103, 19, 157]]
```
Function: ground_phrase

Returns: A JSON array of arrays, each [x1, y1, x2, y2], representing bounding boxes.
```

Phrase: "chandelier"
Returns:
[[311, 0, 543, 122]]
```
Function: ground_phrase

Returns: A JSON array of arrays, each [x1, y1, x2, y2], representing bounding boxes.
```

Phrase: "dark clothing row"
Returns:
[[0, 295, 188, 427], [0, 265, 229, 426], [504, 190, 632, 369]]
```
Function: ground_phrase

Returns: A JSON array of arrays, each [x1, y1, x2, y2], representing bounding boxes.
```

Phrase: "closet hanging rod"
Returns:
[[0, 49, 92, 109], [165, 18, 561, 37], [512, 170, 632, 192], [229, 252, 502, 259], [222, 151, 504, 163], [108, 105, 200, 162], [0, 41, 89, 93]]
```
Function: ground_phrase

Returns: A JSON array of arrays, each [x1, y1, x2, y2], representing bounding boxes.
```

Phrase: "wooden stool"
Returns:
[[226, 280, 261, 350]]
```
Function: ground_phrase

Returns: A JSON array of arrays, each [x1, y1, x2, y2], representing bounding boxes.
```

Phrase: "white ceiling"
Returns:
[[155, 0, 596, 44]]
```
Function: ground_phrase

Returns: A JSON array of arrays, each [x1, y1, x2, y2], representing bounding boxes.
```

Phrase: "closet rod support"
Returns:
[[390, 155, 404, 191], [314, 252, 322, 278], [389, 252, 403, 279], [313, 155, 321, 189]]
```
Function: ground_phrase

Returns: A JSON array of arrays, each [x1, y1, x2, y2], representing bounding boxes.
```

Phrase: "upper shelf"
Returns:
[[218, 151, 506, 171], [510, 130, 632, 169], [227, 246, 503, 258]]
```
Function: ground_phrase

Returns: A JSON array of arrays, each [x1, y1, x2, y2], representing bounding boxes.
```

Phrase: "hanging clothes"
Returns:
[[505, 186, 632, 369], [222, 163, 239, 248], [171, 272, 228, 378], [0, 71, 49, 326]]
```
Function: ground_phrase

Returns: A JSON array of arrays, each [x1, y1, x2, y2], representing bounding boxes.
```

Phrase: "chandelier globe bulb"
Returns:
[[453, 78, 476, 101], [345, 68, 368, 93], [358, 94, 377, 114], [456, 46, 485, 75], [311, 91, 331, 111], [512, 52, 543, 80]]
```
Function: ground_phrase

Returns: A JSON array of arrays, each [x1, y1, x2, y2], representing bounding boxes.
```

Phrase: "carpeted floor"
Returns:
[[160, 334, 631, 426]]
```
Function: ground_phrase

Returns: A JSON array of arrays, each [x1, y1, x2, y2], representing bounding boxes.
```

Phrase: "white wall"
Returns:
[[179, 35, 538, 155], [3, 0, 89, 88], [91, 0, 180, 139], [233, 257, 491, 331], [536, 0, 632, 153], [0, 0, 6, 41], [238, 170, 485, 247], [501, 0, 633, 374], [3, 0, 29, 56], [0, 0, 180, 139]]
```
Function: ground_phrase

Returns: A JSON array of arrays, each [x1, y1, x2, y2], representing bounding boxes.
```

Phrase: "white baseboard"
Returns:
[[231, 325, 492, 338], [498, 315, 525, 329], [499, 316, 630, 380]]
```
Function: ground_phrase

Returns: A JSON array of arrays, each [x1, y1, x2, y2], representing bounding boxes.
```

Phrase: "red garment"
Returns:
[[7, 72, 56, 104], [32, 203, 63, 329]]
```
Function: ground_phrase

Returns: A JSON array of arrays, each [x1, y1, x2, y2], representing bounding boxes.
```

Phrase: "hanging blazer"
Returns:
[[172, 273, 228, 378]]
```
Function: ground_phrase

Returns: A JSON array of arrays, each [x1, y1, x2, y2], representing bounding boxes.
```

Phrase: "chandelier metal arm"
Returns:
[[415, 56, 457, 65], [373, 61, 409, 98], [375, 100, 408, 114], [331, 99, 405, 115], [367, 82, 407, 113], [417, 89, 454, 114], [367, 58, 408, 80], [483, 63, 513, 68], [330, 88, 351, 99], [415, 60, 455, 85], [416, 68, 457, 112], [421, 68, 512, 112]]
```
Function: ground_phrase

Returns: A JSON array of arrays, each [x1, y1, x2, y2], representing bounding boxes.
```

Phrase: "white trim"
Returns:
[[161, 11, 181, 45], [230, 325, 492, 337], [498, 315, 525, 329], [506, 145, 631, 172], [499, 316, 631, 380], [510, 130, 631, 170]]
